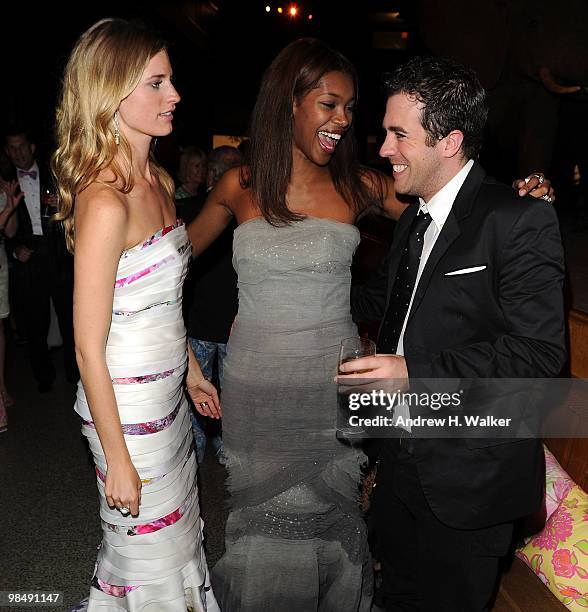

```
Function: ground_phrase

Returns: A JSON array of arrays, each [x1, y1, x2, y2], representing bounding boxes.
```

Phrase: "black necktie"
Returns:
[[378, 211, 433, 353]]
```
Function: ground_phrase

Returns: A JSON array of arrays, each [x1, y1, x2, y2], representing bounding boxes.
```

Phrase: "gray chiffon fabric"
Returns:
[[211, 217, 372, 611]]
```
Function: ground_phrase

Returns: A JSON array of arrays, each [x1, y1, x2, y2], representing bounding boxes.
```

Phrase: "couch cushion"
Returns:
[[545, 447, 575, 521], [517, 484, 588, 609]]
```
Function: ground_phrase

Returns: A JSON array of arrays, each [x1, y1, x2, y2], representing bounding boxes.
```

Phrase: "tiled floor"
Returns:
[[0, 211, 585, 612]]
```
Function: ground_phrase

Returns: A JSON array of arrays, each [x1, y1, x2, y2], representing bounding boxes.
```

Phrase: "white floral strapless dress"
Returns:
[[73, 221, 219, 611]]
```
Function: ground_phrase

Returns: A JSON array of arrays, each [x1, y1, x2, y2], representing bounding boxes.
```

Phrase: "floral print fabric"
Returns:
[[92, 577, 140, 598], [82, 394, 180, 435], [102, 489, 194, 538], [517, 452, 588, 609], [112, 368, 175, 385], [544, 447, 575, 521]]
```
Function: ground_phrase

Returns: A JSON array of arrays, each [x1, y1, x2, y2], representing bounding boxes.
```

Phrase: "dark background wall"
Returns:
[[2, 0, 586, 190], [0, 1, 417, 168]]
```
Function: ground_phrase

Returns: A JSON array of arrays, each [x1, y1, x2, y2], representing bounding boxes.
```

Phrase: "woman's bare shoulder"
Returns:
[[216, 166, 248, 193], [360, 167, 393, 193], [358, 166, 406, 220], [75, 182, 129, 227], [208, 166, 252, 214]]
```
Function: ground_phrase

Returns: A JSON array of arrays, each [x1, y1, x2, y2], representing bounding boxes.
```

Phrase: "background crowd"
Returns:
[[0, 2, 586, 611]]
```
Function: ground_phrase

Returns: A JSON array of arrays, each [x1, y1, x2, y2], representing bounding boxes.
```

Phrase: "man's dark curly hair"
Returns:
[[383, 56, 488, 160]]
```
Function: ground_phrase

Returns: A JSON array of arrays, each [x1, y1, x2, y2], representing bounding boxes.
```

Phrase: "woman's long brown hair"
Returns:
[[243, 38, 384, 225]]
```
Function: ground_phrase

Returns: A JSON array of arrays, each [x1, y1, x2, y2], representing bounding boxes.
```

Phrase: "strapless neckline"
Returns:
[[121, 219, 184, 256], [234, 215, 360, 236]]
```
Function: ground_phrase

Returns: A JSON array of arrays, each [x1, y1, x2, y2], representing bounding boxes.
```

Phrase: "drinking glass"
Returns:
[[336, 336, 376, 441], [41, 188, 56, 221], [338, 336, 376, 374]]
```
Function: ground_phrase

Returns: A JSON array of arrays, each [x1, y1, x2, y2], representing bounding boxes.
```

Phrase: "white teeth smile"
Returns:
[[393, 164, 408, 173], [160, 112, 172, 116], [318, 131, 341, 141]]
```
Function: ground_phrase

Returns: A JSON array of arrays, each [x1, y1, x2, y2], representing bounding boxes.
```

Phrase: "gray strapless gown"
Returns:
[[211, 217, 372, 611]]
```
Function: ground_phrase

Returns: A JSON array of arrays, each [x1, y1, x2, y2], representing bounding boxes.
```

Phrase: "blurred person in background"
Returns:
[[4, 126, 77, 392], [186, 144, 243, 465], [174, 145, 207, 222], [0, 179, 22, 431]]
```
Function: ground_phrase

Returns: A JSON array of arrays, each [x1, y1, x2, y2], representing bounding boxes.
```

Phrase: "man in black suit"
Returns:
[[5, 127, 77, 392], [341, 57, 566, 611]]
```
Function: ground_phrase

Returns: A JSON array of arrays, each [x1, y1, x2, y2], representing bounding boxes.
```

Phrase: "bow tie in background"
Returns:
[[17, 169, 37, 180]]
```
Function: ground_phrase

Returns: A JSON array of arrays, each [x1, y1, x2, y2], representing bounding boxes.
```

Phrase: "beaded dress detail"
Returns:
[[74, 221, 219, 611], [212, 217, 372, 612]]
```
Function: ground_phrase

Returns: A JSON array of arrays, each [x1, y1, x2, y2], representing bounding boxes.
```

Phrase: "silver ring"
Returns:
[[118, 506, 130, 516], [541, 194, 553, 203], [532, 173, 545, 185]]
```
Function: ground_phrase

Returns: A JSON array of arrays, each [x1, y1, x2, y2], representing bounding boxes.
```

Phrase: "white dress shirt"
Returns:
[[16, 161, 43, 236], [396, 159, 474, 356]]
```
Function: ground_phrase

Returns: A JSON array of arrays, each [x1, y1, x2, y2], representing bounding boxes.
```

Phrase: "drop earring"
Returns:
[[113, 111, 120, 146]]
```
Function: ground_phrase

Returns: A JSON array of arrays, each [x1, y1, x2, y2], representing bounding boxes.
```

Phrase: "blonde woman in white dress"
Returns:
[[53, 19, 220, 611]]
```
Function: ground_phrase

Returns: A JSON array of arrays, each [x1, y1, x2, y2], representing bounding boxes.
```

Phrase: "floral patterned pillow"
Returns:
[[517, 484, 588, 609], [544, 447, 575, 520]]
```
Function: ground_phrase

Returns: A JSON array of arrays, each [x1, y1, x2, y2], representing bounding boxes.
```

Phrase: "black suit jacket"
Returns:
[[8, 162, 72, 281], [352, 162, 566, 529], [10, 163, 51, 249]]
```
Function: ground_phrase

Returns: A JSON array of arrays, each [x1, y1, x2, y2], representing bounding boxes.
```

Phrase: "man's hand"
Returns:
[[14, 245, 33, 263], [513, 172, 555, 203], [539, 67, 581, 95], [337, 354, 408, 381]]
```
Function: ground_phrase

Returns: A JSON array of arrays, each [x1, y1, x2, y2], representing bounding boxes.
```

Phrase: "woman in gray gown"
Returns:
[[187, 38, 553, 611], [188, 38, 402, 611]]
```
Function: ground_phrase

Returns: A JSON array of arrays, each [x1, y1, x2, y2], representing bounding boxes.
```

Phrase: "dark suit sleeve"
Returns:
[[407, 202, 566, 378], [351, 248, 392, 325]]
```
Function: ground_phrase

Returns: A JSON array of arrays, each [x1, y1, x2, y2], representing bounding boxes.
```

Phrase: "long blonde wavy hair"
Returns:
[[52, 18, 175, 252]]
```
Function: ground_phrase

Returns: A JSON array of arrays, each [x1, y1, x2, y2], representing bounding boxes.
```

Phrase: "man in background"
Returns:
[[5, 127, 77, 392]]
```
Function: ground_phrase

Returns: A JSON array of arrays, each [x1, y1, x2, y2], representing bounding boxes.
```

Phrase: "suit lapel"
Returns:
[[405, 162, 486, 321], [16, 162, 46, 237]]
